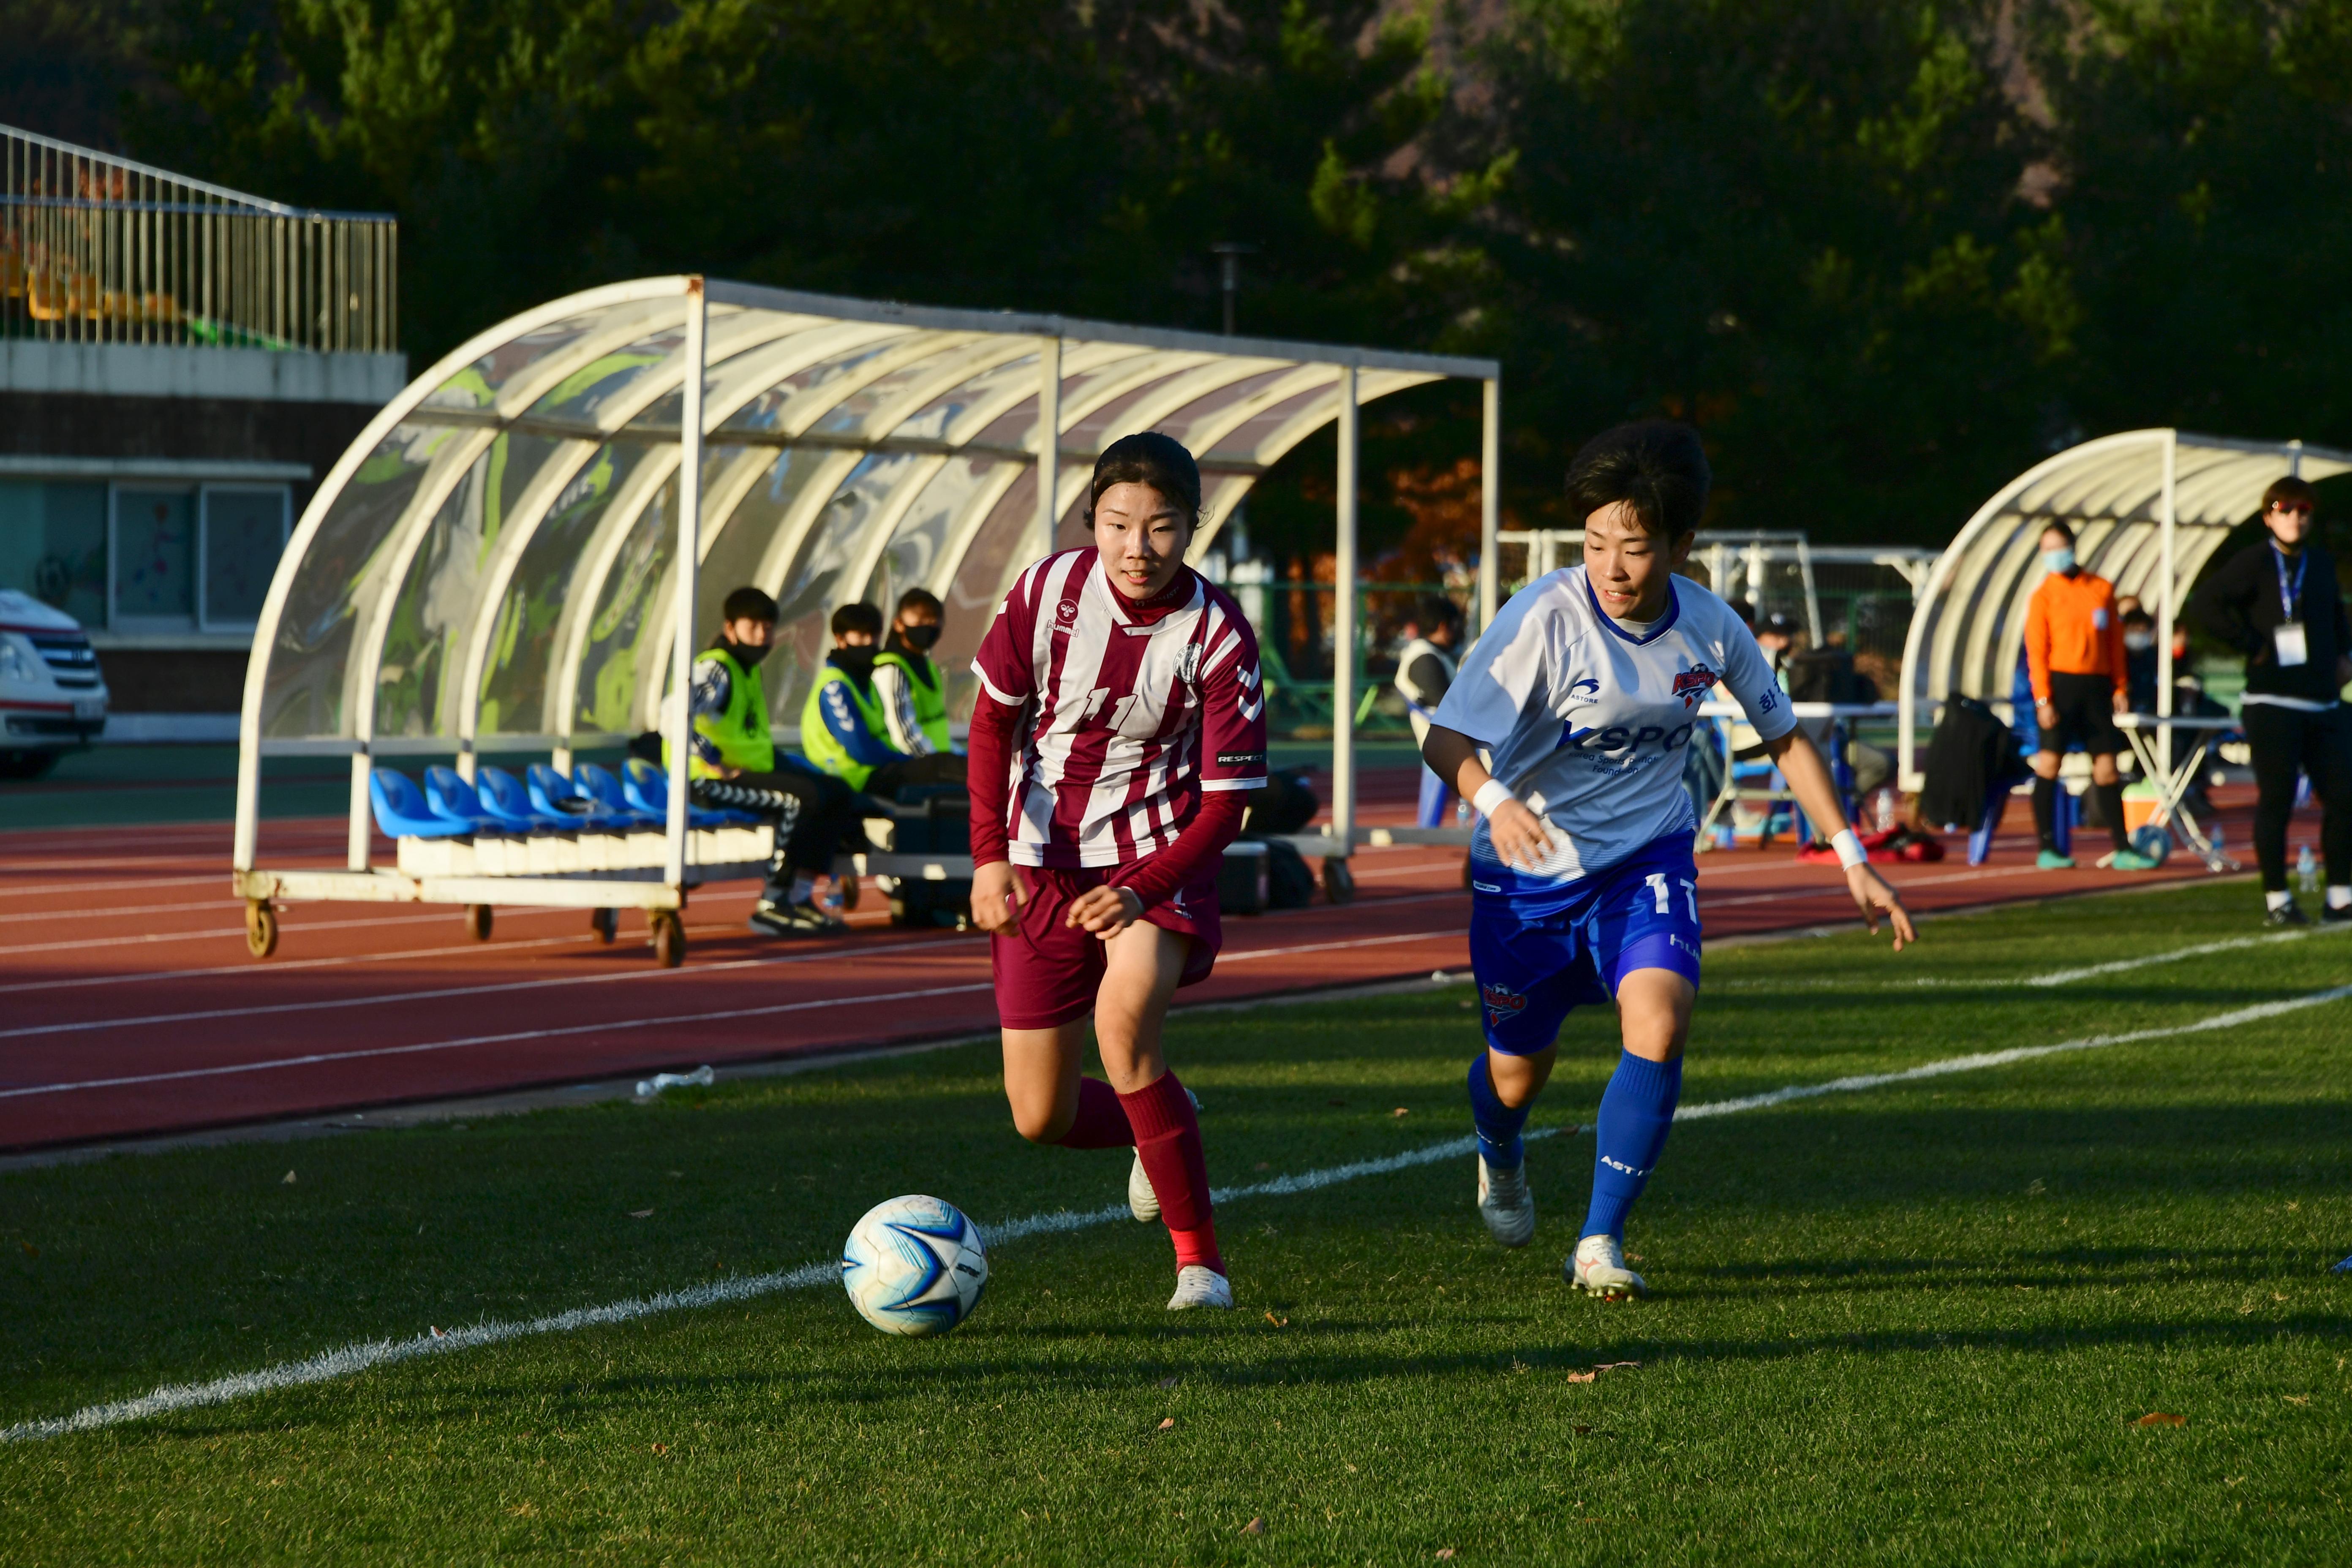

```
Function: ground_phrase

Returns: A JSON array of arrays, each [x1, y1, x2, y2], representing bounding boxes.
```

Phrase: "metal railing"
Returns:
[[1, 122, 396, 352]]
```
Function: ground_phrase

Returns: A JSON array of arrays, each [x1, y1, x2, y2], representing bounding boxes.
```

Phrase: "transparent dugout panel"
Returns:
[[765, 451, 921, 728], [860, 456, 1004, 616], [418, 298, 677, 414], [573, 471, 679, 738]]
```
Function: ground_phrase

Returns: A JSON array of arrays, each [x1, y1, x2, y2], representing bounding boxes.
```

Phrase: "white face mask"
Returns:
[[2124, 631, 2154, 653]]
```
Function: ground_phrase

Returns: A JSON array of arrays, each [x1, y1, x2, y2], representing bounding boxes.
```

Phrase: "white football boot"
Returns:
[[1128, 1152, 1160, 1222], [1476, 1153, 1535, 1247], [1166, 1265, 1234, 1311], [1568, 1233, 1647, 1299], [1126, 1086, 1203, 1223]]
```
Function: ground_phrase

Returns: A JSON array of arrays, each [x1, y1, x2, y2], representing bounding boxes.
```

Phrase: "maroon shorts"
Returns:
[[989, 865, 1223, 1030]]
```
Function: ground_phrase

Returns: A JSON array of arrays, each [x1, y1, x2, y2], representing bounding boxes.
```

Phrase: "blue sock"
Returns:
[[1466, 1054, 1532, 1170], [1582, 1051, 1683, 1241]]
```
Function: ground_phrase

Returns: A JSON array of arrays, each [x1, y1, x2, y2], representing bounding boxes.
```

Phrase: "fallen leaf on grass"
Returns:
[[2133, 1412, 2186, 1427], [1264, 1311, 1289, 1327], [1157, 1376, 1180, 1389], [1436, 1549, 1456, 1560], [506, 1503, 537, 1517], [2283, 1395, 2310, 1405], [1392, 1108, 1410, 1118], [629, 1209, 655, 1219], [1563, 1371, 1595, 1384], [1243, 1516, 1265, 1535], [281, 1171, 297, 1184], [1157, 1418, 1176, 1431], [18, 1241, 34, 1257], [429, 1326, 445, 1339], [650, 1443, 669, 1455]]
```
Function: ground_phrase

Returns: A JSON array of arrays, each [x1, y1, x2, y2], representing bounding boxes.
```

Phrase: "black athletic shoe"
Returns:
[[2266, 898, 2310, 928], [749, 899, 847, 938], [2322, 902, 2352, 925]]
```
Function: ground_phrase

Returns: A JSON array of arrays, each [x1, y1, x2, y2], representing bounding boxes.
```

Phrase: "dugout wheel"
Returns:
[[245, 898, 279, 960], [650, 909, 686, 968], [1321, 856, 1357, 906], [464, 903, 494, 942], [838, 873, 860, 912], [591, 906, 618, 945]]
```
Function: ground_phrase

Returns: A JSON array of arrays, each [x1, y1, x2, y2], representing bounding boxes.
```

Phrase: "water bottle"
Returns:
[[2298, 844, 2319, 895], [636, 1065, 715, 1098]]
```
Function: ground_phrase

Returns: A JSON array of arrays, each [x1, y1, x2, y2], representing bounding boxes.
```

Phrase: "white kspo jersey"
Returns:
[[972, 548, 1269, 868], [1432, 565, 1795, 893]]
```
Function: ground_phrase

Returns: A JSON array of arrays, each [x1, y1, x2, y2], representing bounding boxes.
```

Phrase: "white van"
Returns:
[[0, 589, 109, 779]]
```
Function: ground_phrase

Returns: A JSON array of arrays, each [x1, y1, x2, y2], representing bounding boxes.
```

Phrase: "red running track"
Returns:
[[0, 772, 2262, 1152]]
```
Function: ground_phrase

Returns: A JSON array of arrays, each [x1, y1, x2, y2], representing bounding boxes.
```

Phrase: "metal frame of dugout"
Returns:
[[229, 275, 1501, 962]]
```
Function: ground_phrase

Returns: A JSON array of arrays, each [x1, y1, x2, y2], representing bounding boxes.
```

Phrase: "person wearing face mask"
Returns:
[[2121, 607, 2160, 713], [2021, 523, 2161, 871], [675, 586, 858, 937], [802, 602, 967, 798], [2189, 476, 2352, 925], [873, 588, 960, 757]]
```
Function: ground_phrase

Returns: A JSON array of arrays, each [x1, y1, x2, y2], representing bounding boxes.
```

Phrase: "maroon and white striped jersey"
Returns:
[[971, 547, 1268, 868]]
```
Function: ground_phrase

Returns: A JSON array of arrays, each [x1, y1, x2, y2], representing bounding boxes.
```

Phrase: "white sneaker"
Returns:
[[1129, 1152, 1160, 1223], [1476, 1153, 1535, 1247], [1568, 1233, 1647, 1299], [1166, 1265, 1233, 1311]]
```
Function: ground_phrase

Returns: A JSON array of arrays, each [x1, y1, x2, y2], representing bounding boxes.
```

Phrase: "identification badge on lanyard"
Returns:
[[2272, 547, 2309, 666], [2276, 621, 2310, 667]]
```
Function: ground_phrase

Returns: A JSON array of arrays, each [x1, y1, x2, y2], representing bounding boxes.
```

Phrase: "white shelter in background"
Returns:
[[232, 275, 1501, 920], [1897, 429, 2352, 790]]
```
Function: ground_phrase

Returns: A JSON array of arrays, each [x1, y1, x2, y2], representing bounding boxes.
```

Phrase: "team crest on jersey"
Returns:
[[1480, 982, 1528, 1029], [1671, 665, 1716, 710], [1054, 597, 1081, 632]]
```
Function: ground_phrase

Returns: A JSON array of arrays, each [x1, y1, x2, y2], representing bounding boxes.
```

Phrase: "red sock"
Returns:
[[1117, 1071, 1223, 1274], [1054, 1077, 1136, 1150]]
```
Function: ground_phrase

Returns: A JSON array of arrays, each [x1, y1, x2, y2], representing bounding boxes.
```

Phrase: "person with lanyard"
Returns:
[[1393, 594, 1464, 828], [801, 602, 968, 799], [676, 586, 859, 938], [873, 588, 961, 758], [2021, 522, 2162, 871], [2189, 476, 2352, 925]]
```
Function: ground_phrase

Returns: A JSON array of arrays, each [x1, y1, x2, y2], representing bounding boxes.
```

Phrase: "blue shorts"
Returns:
[[1470, 834, 1703, 1056]]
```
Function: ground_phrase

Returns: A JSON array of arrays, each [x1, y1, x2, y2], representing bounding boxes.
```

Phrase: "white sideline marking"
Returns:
[[1712, 925, 2349, 994], [0, 929, 1466, 1097], [11, 978, 2350, 1443], [0, 1127, 1567, 1443], [1677, 983, 2352, 1122]]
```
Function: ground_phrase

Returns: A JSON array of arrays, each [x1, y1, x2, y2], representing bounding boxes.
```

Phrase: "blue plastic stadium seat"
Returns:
[[370, 768, 474, 840], [475, 764, 574, 833], [623, 757, 752, 827], [423, 765, 519, 836], [573, 761, 664, 830], [526, 762, 638, 831]]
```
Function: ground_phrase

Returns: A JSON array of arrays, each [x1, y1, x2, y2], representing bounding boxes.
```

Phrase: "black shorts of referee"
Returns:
[[2039, 671, 2125, 755]]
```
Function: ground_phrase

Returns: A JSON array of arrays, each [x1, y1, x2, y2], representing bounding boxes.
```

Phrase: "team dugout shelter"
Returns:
[[232, 275, 1502, 958], [1897, 428, 2352, 793]]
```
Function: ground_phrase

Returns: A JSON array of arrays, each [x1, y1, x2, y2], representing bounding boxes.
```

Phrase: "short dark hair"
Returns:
[[1565, 421, 1710, 539], [896, 587, 943, 619], [1412, 593, 1461, 635], [830, 602, 883, 639], [2039, 520, 2077, 549], [722, 585, 778, 623], [2264, 475, 2317, 512], [1089, 431, 1202, 530], [2121, 605, 2154, 628]]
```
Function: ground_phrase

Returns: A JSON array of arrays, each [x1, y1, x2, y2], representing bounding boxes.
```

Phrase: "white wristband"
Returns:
[[1471, 779, 1516, 819], [1829, 828, 1867, 870]]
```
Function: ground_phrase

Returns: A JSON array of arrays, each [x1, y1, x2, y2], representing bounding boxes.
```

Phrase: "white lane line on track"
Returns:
[[0, 929, 1467, 1096], [0, 931, 994, 1040], [0, 905, 591, 958], [0, 1126, 1574, 1443], [0, 874, 229, 900], [0, 899, 246, 926], [13, 975, 2347, 1443]]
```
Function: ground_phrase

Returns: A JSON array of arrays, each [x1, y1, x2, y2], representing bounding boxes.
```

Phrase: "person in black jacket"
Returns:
[[2187, 476, 2352, 925]]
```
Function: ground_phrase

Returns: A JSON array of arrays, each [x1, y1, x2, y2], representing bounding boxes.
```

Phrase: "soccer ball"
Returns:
[[841, 1195, 988, 1336], [2129, 825, 2172, 866]]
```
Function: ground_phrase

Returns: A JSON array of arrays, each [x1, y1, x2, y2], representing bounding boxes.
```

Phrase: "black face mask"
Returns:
[[898, 621, 942, 651], [724, 635, 772, 668], [832, 645, 877, 681]]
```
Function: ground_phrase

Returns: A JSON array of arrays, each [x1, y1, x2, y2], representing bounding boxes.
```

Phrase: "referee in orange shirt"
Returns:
[[2023, 523, 2162, 871]]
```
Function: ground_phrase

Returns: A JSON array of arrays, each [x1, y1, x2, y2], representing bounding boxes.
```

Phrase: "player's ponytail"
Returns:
[[1088, 431, 1202, 534]]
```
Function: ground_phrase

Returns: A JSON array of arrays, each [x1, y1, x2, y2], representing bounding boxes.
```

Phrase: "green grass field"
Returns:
[[3, 880, 2349, 1563]]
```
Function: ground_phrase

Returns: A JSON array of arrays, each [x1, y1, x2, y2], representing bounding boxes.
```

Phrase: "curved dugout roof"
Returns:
[[1897, 428, 2352, 785], [241, 275, 1498, 758]]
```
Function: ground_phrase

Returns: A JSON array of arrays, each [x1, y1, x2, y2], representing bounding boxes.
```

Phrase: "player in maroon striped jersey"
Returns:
[[966, 432, 1268, 1310]]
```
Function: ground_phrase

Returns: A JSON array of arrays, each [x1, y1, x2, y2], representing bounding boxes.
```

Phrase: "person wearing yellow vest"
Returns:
[[680, 585, 861, 937], [801, 602, 966, 798], [874, 588, 960, 757]]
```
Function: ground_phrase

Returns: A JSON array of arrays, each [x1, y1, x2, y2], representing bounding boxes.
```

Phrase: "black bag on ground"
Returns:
[[1243, 768, 1320, 836], [1251, 836, 1318, 909], [883, 785, 972, 928], [1919, 695, 2027, 830]]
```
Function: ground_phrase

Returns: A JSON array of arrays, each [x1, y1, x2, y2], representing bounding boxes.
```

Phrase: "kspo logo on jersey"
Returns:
[[1480, 982, 1528, 1029], [1556, 718, 1699, 755], [1671, 664, 1716, 710]]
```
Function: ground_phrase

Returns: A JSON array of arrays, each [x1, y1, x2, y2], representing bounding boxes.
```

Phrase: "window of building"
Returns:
[[0, 479, 292, 633], [200, 487, 291, 629], [0, 480, 110, 627]]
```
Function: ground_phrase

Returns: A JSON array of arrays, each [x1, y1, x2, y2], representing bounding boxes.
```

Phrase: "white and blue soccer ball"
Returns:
[[841, 1195, 988, 1337]]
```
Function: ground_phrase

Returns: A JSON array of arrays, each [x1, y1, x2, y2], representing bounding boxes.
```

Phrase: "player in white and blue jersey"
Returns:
[[1423, 422, 1916, 1299]]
